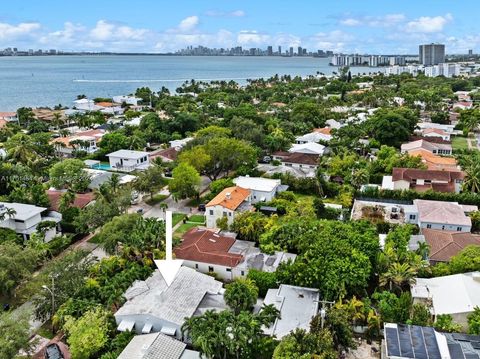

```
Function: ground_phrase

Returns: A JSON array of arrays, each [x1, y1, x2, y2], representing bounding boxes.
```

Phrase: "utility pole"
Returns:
[[317, 300, 335, 329], [42, 275, 56, 335]]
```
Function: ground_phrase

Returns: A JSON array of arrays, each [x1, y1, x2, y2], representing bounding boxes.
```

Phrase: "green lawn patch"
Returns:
[[174, 222, 198, 239], [88, 234, 102, 244], [187, 214, 205, 223], [145, 194, 168, 206], [452, 136, 469, 151], [172, 213, 186, 226]]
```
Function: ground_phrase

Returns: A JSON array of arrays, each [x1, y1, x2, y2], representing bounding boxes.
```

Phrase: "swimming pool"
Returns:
[[92, 163, 111, 170]]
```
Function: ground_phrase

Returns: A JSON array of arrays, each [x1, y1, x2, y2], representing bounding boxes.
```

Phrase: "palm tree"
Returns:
[[0, 207, 16, 221], [107, 174, 120, 194], [380, 262, 417, 292], [416, 241, 430, 260], [463, 161, 480, 193]]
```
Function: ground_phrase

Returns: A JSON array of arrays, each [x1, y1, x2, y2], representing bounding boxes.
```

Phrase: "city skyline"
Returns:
[[0, 0, 479, 54]]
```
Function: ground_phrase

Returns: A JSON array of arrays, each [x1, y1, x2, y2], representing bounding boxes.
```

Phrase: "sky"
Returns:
[[0, 0, 479, 54]]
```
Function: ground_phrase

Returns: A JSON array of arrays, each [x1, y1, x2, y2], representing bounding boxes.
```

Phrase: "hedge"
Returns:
[[358, 187, 480, 207]]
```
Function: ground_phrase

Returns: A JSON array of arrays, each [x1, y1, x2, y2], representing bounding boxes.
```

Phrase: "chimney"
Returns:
[[226, 192, 231, 199]]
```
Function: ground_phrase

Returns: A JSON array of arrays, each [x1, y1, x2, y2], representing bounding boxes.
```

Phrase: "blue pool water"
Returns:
[[92, 163, 111, 170]]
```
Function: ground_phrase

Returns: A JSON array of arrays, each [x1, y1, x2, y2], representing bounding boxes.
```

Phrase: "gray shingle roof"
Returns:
[[115, 267, 223, 326]]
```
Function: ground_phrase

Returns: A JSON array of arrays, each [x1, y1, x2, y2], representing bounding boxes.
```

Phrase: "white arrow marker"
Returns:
[[155, 210, 183, 286]]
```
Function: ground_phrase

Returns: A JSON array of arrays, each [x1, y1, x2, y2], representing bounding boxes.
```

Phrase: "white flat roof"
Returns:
[[0, 202, 46, 221], [412, 272, 480, 316], [233, 176, 280, 193], [263, 284, 319, 339], [106, 149, 149, 159]]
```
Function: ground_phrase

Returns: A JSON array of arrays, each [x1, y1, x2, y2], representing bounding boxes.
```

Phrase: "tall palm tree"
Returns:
[[463, 161, 480, 193]]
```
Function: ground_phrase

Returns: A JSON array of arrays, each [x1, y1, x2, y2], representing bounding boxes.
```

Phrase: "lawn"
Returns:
[[452, 136, 469, 151], [174, 222, 198, 239], [145, 194, 168, 205], [172, 213, 186, 226], [187, 214, 205, 223]]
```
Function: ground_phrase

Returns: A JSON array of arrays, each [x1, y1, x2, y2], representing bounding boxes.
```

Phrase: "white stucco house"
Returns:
[[175, 228, 296, 281], [113, 95, 142, 106], [411, 272, 480, 329], [351, 199, 476, 232], [106, 150, 150, 172], [205, 186, 252, 228], [0, 202, 62, 241], [232, 176, 284, 203]]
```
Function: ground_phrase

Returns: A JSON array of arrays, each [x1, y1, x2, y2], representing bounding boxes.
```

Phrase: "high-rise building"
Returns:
[[297, 46, 303, 56], [419, 44, 445, 65], [469, 49, 473, 56], [289, 47, 294, 57], [278, 46, 282, 55], [267, 46, 273, 56]]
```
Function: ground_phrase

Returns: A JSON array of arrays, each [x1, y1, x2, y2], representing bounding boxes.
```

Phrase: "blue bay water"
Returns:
[[0, 56, 380, 111]]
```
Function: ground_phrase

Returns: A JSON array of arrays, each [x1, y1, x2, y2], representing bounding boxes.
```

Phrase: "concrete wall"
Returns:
[[419, 222, 470, 232], [250, 189, 276, 203], [182, 260, 235, 281]]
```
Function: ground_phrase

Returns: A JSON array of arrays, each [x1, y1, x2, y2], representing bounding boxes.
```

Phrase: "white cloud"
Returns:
[[177, 16, 199, 32], [89, 20, 148, 41], [0, 22, 41, 40], [237, 30, 271, 46], [406, 14, 453, 33], [339, 14, 405, 27], [205, 10, 245, 17]]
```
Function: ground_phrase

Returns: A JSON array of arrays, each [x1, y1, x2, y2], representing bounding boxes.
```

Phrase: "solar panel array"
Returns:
[[386, 324, 480, 359], [385, 324, 441, 359]]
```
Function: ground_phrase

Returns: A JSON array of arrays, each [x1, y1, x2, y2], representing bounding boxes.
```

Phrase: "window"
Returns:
[[409, 215, 416, 220], [209, 210, 213, 215], [241, 271, 245, 276], [254, 195, 256, 199], [441, 225, 445, 230], [226, 268, 231, 272], [427, 224, 432, 229], [457, 227, 462, 231], [208, 266, 214, 273], [195, 264, 199, 269], [223, 212, 227, 217], [14, 219, 24, 223], [228, 212, 232, 217]]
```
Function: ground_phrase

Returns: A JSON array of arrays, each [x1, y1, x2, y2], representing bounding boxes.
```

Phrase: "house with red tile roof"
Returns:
[[382, 168, 464, 193], [51, 129, 105, 157], [205, 186, 252, 228], [175, 228, 296, 280], [421, 128, 451, 141], [408, 149, 459, 171], [421, 229, 480, 264], [46, 190, 95, 212]]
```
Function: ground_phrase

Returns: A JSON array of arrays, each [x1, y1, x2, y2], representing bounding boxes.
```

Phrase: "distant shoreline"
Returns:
[[0, 53, 420, 58]]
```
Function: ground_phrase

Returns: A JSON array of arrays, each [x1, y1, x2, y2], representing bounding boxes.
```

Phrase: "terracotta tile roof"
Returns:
[[272, 151, 290, 157], [95, 102, 115, 107], [0, 119, 7, 129], [408, 149, 458, 170], [423, 128, 448, 136], [414, 199, 472, 227], [46, 190, 95, 211], [281, 152, 319, 165], [149, 147, 178, 161], [422, 228, 480, 262], [313, 127, 332, 135], [174, 228, 243, 267], [206, 186, 250, 211], [0, 112, 16, 118], [392, 168, 464, 182]]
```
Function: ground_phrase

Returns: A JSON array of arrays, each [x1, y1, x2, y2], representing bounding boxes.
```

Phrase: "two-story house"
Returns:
[[401, 139, 452, 156], [0, 202, 62, 241], [205, 186, 252, 228], [232, 176, 284, 203], [106, 150, 150, 172], [382, 168, 464, 193]]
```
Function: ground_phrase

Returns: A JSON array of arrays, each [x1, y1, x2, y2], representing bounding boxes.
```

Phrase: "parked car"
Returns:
[[198, 204, 206, 212], [136, 208, 144, 214], [259, 155, 271, 163]]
